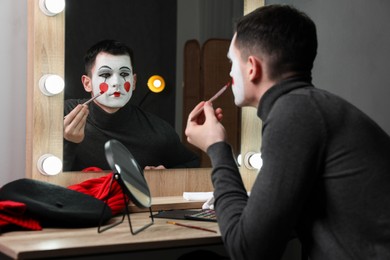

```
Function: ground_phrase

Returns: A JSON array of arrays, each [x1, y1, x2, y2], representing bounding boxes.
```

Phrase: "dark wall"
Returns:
[[266, 0, 390, 135], [65, 0, 177, 126]]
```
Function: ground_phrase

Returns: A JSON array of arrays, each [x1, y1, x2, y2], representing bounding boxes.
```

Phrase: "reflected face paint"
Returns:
[[228, 35, 246, 107], [91, 53, 135, 108]]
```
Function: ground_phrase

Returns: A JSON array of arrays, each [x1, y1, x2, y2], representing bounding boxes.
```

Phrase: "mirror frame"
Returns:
[[26, 0, 263, 190]]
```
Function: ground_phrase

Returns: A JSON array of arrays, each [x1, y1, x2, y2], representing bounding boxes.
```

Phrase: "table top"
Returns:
[[0, 211, 222, 259]]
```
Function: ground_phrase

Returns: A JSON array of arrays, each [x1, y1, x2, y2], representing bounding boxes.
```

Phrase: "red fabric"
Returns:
[[0, 200, 42, 231], [81, 167, 104, 172], [68, 173, 127, 215]]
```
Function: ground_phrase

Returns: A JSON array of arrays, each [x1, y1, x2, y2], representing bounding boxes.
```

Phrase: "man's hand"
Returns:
[[144, 165, 166, 170], [185, 101, 226, 153], [64, 104, 89, 143]]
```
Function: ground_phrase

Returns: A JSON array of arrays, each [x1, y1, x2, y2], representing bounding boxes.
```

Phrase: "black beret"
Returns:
[[0, 178, 112, 228]]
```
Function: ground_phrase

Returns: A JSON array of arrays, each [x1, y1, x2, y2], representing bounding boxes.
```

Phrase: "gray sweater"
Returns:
[[207, 76, 390, 260]]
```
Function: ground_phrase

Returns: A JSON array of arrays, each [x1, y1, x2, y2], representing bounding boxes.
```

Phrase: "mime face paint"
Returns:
[[99, 82, 109, 93], [91, 53, 135, 108], [228, 34, 246, 107]]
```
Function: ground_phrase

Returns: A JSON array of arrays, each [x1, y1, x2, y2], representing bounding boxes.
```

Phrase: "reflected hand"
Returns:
[[185, 101, 226, 153], [64, 104, 89, 143], [144, 165, 166, 170]]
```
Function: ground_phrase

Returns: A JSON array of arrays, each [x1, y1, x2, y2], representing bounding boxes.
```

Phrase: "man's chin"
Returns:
[[96, 98, 131, 108], [94, 100, 130, 113], [234, 99, 244, 107]]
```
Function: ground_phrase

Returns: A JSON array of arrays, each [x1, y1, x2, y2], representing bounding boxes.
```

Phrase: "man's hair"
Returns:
[[84, 39, 135, 76], [235, 5, 317, 80]]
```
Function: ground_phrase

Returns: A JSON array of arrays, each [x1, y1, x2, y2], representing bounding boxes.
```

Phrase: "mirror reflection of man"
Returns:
[[63, 39, 199, 171]]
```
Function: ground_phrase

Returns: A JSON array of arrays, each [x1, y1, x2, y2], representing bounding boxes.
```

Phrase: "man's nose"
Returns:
[[110, 74, 122, 87]]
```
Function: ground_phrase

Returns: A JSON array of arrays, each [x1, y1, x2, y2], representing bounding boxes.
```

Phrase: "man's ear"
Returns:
[[247, 56, 263, 83], [81, 75, 92, 92]]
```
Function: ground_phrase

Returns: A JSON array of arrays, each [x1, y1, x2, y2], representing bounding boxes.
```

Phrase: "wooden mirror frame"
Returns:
[[26, 0, 263, 192]]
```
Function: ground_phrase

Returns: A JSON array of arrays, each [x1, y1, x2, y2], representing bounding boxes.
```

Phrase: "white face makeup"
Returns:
[[91, 53, 135, 108], [228, 35, 246, 107]]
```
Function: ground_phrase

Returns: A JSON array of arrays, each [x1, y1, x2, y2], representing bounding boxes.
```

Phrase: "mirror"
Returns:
[[64, 0, 177, 127], [26, 0, 263, 191], [105, 139, 151, 208], [99, 139, 154, 235], [64, 0, 243, 129], [63, 0, 243, 171]]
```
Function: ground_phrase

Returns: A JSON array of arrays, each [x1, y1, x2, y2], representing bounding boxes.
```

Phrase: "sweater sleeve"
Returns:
[[208, 95, 326, 260]]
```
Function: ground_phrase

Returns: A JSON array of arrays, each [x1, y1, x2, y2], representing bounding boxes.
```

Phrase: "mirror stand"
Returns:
[[97, 173, 154, 235]]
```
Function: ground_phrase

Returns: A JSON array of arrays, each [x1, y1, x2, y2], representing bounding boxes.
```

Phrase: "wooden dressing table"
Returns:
[[0, 199, 225, 260], [0, 170, 226, 259]]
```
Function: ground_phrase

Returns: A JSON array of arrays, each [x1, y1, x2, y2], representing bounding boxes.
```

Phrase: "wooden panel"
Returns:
[[244, 0, 264, 15], [202, 39, 241, 165], [39, 168, 213, 197], [182, 40, 202, 161], [182, 39, 241, 167], [26, 0, 64, 180], [145, 168, 213, 197]]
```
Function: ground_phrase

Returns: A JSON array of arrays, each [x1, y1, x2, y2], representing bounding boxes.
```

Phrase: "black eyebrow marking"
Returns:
[[119, 66, 132, 71], [98, 65, 112, 70]]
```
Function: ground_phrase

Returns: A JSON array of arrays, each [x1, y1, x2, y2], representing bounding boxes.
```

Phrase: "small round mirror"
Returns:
[[104, 139, 152, 208]]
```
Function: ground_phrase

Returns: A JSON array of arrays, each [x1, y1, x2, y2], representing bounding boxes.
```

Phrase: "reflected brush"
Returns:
[[83, 83, 109, 105], [63, 84, 109, 120], [83, 91, 104, 105], [190, 81, 231, 121]]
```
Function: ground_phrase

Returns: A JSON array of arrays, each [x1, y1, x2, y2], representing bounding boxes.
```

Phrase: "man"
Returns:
[[185, 5, 390, 260], [64, 39, 199, 171]]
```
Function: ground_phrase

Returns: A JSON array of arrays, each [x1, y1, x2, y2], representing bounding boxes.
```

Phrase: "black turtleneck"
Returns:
[[64, 100, 199, 171]]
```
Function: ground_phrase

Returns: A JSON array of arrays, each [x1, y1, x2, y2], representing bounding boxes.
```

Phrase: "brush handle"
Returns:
[[190, 82, 230, 120], [83, 91, 103, 105], [166, 221, 217, 233], [208, 84, 229, 102]]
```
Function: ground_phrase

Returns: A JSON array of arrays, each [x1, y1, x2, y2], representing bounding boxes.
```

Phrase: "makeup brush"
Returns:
[[83, 83, 109, 105], [63, 84, 109, 120], [166, 221, 217, 233], [190, 81, 231, 121]]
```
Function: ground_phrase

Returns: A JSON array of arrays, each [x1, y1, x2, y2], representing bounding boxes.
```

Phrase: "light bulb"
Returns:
[[244, 152, 263, 170], [248, 153, 263, 169], [237, 154, 242, 166], [39, 74, 64, 96], [39, 0, 65, 16], [37, 154, 62, 176], [147, 75, 165, 93]]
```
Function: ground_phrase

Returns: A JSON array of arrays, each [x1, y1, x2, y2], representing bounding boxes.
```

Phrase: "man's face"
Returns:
[[90, 52, 135, 108], [228, 34, 247, 107]]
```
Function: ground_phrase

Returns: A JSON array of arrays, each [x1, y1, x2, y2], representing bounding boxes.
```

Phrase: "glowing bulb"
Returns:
[[248, 153, 263, 169], [244, 152, 263, 170], [237, 154, 242, 166], [147, 75, 165, 93], [37, 154, 62, 176], [39, 74, 64, 96], [39, 0, 65, 16], [153, 79, 162, 88]]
